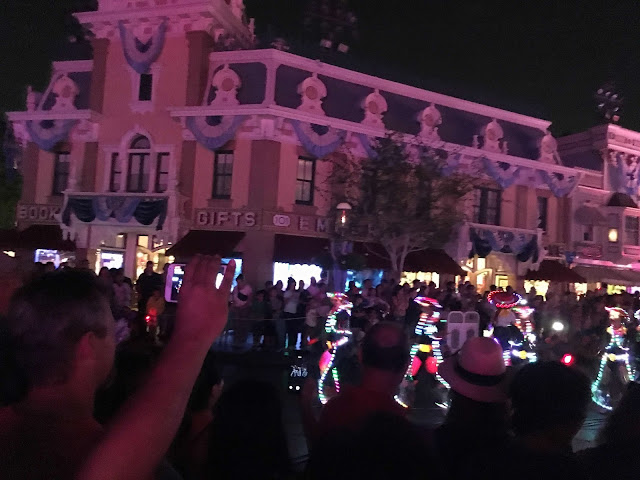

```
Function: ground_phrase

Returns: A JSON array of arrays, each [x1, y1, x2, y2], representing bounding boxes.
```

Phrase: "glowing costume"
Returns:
[[396, 297, 448, 409], [592, 307, 635, 411], [489, 291, 536, 366], [317, 293, 353, 405]]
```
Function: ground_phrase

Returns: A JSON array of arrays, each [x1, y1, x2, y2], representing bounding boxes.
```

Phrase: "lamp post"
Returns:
[[331, 202, 352, 292]]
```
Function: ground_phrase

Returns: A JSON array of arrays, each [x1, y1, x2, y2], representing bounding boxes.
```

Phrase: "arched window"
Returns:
[[127, 135, 151, 192]]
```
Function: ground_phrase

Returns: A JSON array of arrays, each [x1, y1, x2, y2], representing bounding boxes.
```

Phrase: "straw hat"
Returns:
[[438, 337, 508, 403]]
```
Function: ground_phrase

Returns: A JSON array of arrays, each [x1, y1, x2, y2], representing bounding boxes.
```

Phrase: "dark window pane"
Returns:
[[213, 151, 234, 198], [138, 74, 153, 102], [130, 135, 150, 150]]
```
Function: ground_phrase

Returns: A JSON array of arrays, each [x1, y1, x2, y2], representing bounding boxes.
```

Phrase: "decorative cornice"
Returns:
[[75, 0, 252, 44], [208, 49, 552, 131]]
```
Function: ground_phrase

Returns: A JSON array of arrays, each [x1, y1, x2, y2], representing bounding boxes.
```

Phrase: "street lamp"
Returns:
[[331, 202, 352, 292], [336, 202, 352, 231]]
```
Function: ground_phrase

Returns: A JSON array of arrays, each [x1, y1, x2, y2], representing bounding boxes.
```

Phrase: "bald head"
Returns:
[[362, 322, 409, 373]]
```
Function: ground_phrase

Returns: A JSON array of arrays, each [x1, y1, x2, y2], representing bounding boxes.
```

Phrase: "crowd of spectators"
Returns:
[[4, 258, 640, 479]]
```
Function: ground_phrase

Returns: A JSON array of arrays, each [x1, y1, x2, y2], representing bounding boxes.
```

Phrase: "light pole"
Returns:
[[330, 202, 352, 292]]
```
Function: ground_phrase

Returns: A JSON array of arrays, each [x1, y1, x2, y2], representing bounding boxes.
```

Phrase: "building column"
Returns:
[[21, 143, 40, 203], [81, 142, 99, 192], [124, 232, 139, 280], [241, 230, 276, 288], [186, 31, 215, 107], [248, 140, 281, 209], [89, 38, 110, 113]]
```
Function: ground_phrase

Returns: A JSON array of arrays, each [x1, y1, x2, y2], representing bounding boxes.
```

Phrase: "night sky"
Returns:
[[3, 0, 640, 136]]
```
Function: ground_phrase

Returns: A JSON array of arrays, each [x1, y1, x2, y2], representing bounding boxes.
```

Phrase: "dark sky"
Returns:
[[3, 0, 640, 136]]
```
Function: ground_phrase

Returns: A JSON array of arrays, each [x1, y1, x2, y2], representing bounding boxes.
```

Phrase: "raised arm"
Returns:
[[77, 256, 235, 480]]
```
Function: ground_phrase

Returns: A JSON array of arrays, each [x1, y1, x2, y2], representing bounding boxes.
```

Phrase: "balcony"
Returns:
[[452, 222, 542, 263], [61, 191, 170, 231]]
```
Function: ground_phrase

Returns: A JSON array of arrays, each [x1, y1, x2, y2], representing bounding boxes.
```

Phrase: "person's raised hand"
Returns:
[[175, 255, 235, 343]]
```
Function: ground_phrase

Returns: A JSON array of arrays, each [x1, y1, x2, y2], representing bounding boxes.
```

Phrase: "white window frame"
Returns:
[[129, 64, 161, 114]]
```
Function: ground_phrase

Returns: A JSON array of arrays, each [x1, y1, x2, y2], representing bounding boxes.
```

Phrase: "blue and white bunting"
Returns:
[[186, 116, 247, 151], [481, 157, 522, 189], [291, 120, 346, 158], [26, 119, 78, 152], [119, 20, 167, 75], [539, 170, 579, 197]]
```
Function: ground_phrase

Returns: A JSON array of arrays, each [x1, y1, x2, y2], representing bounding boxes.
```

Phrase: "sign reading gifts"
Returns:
[[194, 209, 328, 234], [16, 204, 61, 224]]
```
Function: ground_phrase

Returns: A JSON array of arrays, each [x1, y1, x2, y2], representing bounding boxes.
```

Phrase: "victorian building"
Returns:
[[557, 124, 640, 294], [8, 0, 582, 289]]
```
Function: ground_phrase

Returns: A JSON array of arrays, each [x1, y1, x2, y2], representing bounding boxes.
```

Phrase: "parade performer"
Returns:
[[396, 297, 447, 409], [488, 291, 535, 366], [317, 293, 353, 405], [592, 307, 635, 410]]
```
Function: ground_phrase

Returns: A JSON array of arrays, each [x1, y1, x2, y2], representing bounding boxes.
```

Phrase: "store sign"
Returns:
[[194, 210, 257, 229], [16, 204, 61, 224], [265, 212, 328, 234], [575, 242, 603, 259], [193, 209, 329, 235]]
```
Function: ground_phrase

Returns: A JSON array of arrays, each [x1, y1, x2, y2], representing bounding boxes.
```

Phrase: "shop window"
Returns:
[[138, 73, 153, 102], [537, 196, 548, 231], [212, 151, 234, 199], [127, 135, 151, 193], [52, 152, 70, 195], [155, 153, 170, 193], [296, 156, 316, 205], [473, 187, 501, 225], [625, 216, 640, 245]]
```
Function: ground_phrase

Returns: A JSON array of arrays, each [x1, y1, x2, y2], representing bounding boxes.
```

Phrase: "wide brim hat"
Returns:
[[488, 291, 521, 309], [438, 337, 508, 403]]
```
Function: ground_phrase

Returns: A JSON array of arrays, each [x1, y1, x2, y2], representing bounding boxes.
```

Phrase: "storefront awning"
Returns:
[[525, 260, 586, 283], [166, 230, 245, 259], [574, 206, 606, 226], [20, 225, 76, 251], [0, 229, 21, 250], [354, 242, 464, 275], [273, 234, 329, 264], [573, 265, 640, 286], [0, 225, 75, 251]]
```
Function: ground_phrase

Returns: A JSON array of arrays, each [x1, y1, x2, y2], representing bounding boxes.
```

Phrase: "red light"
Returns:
[[410, 356, 422, 377], [426, 356, 438, 375], [561, 353, 575, 366]]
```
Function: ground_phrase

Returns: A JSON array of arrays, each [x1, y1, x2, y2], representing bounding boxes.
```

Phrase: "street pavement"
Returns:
[[211, 337, 608, 464]]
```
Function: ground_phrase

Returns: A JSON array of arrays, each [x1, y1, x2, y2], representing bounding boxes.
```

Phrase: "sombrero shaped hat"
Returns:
[[438, 337, 508, 403], [488, 291, 522, 309], [606, 306, 629, 320], [414, 296, 442, 309]]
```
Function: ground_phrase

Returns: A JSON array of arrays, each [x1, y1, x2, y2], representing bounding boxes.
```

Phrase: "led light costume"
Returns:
[[395, 297, 448, 409], [512, 304, 538, 363], [489, 291, 536, 366], [592, 307, 635, 411], [317, 293, 353, 405]]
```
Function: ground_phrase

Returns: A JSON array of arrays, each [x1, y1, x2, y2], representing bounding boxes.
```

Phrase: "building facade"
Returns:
[[8, 0, 581, 289], [558, 124, 640, 293]]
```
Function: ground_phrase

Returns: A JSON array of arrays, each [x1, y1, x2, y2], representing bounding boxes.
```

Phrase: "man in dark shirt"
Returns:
[[317, 322, 409, 437], [136, 260, 162, 313]]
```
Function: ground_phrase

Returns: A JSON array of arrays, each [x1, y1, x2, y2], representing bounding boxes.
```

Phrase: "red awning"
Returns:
[[0, 225, 75, 251], [354, 242, 463, 275], [166, 230, 245, 259], [404, 249, 465, 276], [0, 229, 21, 250], [273, 234, 329, 264], [19, 225, 76, 251], [525, 260, 586, 283]]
